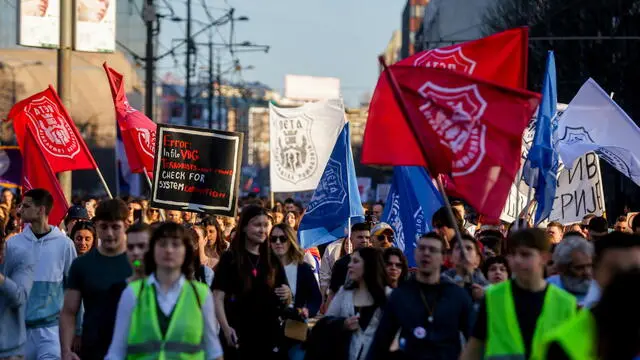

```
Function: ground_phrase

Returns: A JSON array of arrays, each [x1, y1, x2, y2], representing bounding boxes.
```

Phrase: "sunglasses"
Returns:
[[386, 261, 402, 268], [376, 234, 394, 241], [270, 235, 287, 244], [149, 209, 160, 213]]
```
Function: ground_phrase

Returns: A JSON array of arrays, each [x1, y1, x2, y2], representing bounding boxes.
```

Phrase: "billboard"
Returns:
[[284, 75, 341, 101], [74, 0, 116, 52], [18, 0, 60, 48]]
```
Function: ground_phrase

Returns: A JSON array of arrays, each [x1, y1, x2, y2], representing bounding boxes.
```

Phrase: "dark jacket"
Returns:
[[366, 276, 473, 360], [304, 316, 350, 360], [293, 262, 323, 317]]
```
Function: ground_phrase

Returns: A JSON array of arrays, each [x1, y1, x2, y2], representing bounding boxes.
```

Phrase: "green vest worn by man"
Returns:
[[126, 278, 210, 360], [484, 280, 577, 360], [539, 309, 597, 360]]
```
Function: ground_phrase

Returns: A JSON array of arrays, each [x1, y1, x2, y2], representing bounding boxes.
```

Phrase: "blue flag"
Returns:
[[382, 167, 444, 267], [299, 123, 364, 249], [523, 51, 558, 225]]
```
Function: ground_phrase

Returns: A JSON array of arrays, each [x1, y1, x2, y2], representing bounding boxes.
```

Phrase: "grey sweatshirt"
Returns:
[[0, 240, 35, 357]]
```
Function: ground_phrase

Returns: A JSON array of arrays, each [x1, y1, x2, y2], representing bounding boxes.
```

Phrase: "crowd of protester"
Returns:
[[2, 186, 640, 360]]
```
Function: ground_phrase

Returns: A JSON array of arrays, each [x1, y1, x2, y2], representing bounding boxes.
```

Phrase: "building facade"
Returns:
[[401, 0, 429, 59], [415, 0, 498, 52]]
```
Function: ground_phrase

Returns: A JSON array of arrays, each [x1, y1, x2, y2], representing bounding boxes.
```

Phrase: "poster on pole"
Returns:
[[73, 0, 116, 52], [548, 152, 605, 224], [17, 0, 60, 48], [151, 124, 244, 217]]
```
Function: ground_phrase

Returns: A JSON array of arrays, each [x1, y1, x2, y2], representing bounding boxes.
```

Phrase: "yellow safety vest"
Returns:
[[484, 280, 577, 360], [126, 278, 210, 360], [539, 309, 597, 360]]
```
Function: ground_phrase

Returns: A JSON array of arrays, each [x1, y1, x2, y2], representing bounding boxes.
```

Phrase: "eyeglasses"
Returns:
[[270, 235, 287, 244]]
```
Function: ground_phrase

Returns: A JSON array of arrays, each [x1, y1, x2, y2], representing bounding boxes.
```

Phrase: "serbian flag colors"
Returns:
[[22, 129, 69, 225], [362, 66, 540, 221], [8, 85, 97, 173], [396, 27, 529, 89], [103, 63, 156, 178]]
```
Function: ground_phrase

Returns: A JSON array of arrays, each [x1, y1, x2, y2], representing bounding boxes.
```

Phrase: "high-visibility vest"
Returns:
[[126, 278, 210, 360], [539, 309, 597, 360], [484, 280, 577, 360]]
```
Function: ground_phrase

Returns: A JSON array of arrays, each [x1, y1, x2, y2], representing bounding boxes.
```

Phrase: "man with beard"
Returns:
[[546, 235, 594, 304]]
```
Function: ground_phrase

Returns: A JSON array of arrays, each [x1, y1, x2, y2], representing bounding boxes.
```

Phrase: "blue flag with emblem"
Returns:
[[382, 166, 444, 267], [523, 51, 558, 225], [299, 122, 364, 249]]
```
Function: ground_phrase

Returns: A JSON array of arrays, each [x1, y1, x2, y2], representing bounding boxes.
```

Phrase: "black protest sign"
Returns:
[[151, 124, 244, 217]]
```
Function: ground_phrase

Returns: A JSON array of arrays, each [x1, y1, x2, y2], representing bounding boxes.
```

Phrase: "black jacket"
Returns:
[[293, 262, 323, 317], [366, 276, 473, 360], [304, 316, 350, 360]]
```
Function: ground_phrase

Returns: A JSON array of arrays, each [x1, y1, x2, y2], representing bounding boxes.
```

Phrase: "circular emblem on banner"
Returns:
[[305, 158, 346, 215], [274, 114, 317, 184], [413, 47, 477, 75], [25, 96, 81, 159], [417, 82, 488, 176], [137, 128, 156, 158], [413, 326, 427, 339]]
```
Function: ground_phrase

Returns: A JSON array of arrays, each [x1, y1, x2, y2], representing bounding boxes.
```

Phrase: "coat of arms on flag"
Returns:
[[305, 158, 346, 214], [274, 113, 317, 184]]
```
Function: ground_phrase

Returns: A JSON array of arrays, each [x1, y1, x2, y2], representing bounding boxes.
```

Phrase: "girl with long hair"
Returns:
[[325, 247, 389, 360], [69, 220, 97, 256], [200, 216, 229, 269], [187, 225, 215, 286], [270, 224, 322, 359], [383, 247, 408, 288], [284, 211, 300, 230], [212, 205, 291, 360], [106, 222, 223, 359]]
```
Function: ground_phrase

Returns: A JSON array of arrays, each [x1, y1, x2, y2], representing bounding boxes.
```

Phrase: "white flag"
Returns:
[[554, 78, 640, 186], [269, 99, 345, 192]]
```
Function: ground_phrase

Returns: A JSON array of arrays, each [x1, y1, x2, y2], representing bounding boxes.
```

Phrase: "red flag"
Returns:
[[103, 63, 156, 178], [396, 27, 528, 89], [22, 129, 69, 226], [363, 28, 529, 167], [362, 65, 540, 221], [7, 86, 97, 173]]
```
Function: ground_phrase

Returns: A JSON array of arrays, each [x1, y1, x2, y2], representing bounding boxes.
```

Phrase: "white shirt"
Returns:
[[105, 274, 223, 360], [284, 263, 298, 298]]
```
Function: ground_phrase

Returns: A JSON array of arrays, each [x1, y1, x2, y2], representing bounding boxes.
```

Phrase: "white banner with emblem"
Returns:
[[269, 99, 346, 192]]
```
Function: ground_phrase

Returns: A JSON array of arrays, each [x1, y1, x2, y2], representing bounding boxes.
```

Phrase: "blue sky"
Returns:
[[157, 1, 404, 107]]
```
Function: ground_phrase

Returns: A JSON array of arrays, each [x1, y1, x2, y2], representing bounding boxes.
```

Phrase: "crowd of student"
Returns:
[[1, 187, 640, 360]]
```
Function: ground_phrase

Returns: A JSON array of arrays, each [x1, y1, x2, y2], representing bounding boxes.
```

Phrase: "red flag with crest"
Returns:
[[22, 129, 69, 226], [362, 65, 540, 221], [8, 86, 97, 173], [364, 28, 529, 167], [103, 63, 156, 178]]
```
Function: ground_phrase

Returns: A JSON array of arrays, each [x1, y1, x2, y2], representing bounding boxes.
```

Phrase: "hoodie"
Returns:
[[0, 241, 35, 357], [10, 225, 77, 329]]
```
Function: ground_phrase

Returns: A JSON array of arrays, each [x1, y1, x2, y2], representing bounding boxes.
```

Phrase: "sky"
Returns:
[[157, 0, 405, 107]]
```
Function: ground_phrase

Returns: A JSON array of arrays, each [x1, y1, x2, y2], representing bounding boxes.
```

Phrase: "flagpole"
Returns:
[[270, 191, 275, 209], [142, 166, 165, 221], [95, 167, 114, 199], [378, 56, 466, 262]]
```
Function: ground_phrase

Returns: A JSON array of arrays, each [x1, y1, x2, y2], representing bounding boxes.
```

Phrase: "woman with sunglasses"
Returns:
[[69, 221, 96, 256], [270, 223, 322, 360], [106, 222, 223, 359], [145, 207, 161, 224], [212, 205, 290, 360]]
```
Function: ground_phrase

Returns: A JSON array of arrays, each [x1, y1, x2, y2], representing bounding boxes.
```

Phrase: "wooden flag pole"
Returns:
[[95, 167, 113, 199], [378, 56, 466, 262]]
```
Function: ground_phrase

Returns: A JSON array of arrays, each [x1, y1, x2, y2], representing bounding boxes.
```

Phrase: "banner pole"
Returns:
[[95, 168, 113, 199], [270, 191, 275, 209], [143, 167, 164, 221], [378, 55, 465, 261]]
